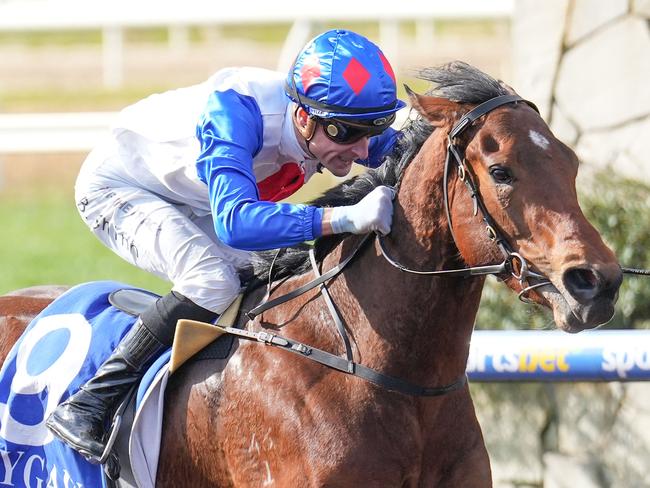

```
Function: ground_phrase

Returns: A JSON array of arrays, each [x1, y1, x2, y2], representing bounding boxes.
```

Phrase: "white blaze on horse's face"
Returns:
[[529, 130, 550, 151]]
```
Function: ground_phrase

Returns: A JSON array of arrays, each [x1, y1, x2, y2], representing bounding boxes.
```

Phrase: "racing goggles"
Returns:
[[316, 114, 396, 144]]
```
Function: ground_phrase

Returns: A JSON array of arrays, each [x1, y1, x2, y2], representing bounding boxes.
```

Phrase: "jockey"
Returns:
[[46, 29, 405, 462]]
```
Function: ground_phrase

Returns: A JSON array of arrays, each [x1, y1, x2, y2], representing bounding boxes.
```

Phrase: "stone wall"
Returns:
[[512, 0, 650, 181], [477, 2, 650, 487], [472, 382, 650, 487]]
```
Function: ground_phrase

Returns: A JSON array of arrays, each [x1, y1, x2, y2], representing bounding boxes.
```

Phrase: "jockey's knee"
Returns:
[[140, 290, 219, 347], [171, 264, 243, 316], [139, 264, 243, 346]]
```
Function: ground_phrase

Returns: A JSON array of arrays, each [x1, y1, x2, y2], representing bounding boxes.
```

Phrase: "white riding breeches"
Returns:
[[74, 140, 252, 314]]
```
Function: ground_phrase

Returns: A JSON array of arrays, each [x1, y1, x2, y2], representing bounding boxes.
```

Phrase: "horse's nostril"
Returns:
[[563, 268, 600, 302]]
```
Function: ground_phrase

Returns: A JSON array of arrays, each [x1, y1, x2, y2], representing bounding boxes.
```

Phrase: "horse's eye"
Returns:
[[489, 166, 513, 184]]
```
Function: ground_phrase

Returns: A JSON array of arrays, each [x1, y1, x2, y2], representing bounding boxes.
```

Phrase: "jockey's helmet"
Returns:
[[285, 29, 406, 127]]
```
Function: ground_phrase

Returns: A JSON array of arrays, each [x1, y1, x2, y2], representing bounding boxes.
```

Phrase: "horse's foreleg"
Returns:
[[419, 391, 492, 488]]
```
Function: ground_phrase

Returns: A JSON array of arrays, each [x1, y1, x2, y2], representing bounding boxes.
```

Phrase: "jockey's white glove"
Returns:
[[330, 185, 395, 235]]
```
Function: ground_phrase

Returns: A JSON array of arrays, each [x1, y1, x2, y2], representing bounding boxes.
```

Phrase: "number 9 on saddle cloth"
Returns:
[[0, 281, 244, 487]]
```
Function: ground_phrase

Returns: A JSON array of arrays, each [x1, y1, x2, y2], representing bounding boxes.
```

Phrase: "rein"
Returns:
[[239, 94, 650, 398]]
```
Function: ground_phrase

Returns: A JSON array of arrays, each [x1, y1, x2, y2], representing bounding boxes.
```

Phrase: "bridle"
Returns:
[[230, 94, 649, 398], [377, 93, 650, 287], [377, 94, 552, 302]]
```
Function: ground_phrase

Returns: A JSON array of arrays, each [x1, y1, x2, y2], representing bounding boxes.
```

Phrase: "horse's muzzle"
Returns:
[[545, 264, 623, 332]]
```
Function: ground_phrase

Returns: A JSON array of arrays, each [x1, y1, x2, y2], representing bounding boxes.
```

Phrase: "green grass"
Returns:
[[0, 190, 169, 295], [2, 79, 431, 113]]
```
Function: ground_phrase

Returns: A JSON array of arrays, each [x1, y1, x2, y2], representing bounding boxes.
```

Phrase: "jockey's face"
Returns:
[[309, 123, 370, 177], [293, 107, 370, 177]]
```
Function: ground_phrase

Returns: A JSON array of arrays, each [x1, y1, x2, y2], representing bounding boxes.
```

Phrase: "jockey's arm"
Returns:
[[196, 89, 324, 251], [197, 90, 398, 250]]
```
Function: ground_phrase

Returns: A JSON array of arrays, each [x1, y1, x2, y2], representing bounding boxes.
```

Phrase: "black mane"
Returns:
[[418, 61, 510, 104], [249, 62, 509, 284]]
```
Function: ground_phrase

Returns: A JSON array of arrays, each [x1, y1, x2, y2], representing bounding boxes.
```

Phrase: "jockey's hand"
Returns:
[[330, 185, 395, 235]]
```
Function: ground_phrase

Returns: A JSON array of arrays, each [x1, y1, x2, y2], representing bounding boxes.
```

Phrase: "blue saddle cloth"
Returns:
[[0, 281, 167, 488]]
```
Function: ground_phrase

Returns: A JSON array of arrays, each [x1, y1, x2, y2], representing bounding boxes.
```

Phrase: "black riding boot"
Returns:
[[46, 318, 166, 461], [46, 290, 217, 462]]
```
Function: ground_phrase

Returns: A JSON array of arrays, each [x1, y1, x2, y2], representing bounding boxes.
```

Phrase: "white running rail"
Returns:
[[0, 109, 413, 154], [0, 112, 116, 153]]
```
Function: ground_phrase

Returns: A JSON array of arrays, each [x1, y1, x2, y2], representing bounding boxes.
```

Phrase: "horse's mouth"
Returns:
[[538, 284, 616, 333]]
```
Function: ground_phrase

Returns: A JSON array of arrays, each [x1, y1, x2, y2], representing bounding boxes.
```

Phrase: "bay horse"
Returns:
[[0, 62, 622, 487]]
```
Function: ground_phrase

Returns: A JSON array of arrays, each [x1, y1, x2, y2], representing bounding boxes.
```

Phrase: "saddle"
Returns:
[[103, 287, 260, 487], [108, 287, 262, 367]]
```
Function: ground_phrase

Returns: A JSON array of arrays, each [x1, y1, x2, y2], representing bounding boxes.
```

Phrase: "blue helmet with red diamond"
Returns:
[[285, 29, 406, 123]]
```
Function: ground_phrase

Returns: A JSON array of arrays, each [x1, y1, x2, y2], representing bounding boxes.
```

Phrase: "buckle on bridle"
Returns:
[[257, 331, 289, 347]]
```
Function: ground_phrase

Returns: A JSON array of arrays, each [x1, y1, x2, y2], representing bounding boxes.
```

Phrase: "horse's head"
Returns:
[[405, 64, 622, 333]]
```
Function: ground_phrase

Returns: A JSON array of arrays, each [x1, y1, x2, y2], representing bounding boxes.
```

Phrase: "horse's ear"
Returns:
[[404, 85, 459, 128]]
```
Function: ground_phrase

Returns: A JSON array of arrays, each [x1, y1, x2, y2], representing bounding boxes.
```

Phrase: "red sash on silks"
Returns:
[[257, 162, 305, 202]]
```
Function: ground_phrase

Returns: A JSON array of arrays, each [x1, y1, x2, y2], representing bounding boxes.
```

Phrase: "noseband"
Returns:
[[378, 94, 552, 302]]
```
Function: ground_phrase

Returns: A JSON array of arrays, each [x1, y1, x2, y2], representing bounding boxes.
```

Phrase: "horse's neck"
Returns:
[[331, 145, 484, 386]]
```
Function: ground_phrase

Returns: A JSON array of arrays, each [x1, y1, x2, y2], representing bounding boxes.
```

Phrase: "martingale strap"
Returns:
[[309, 248, 355, 372], [242, 233, 467, 397]]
